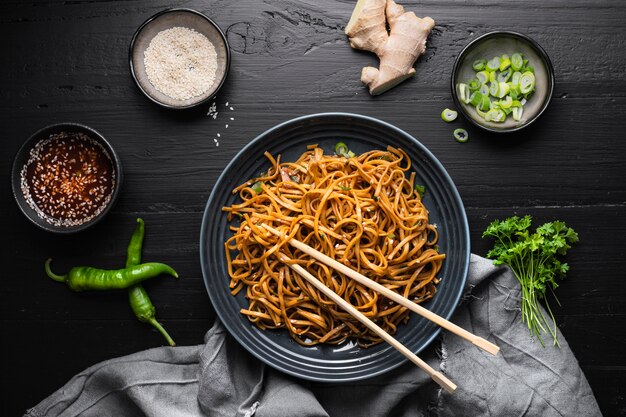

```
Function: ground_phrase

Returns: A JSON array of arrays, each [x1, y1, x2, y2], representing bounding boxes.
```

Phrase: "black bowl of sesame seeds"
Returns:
[[11, 123, 122, 233]]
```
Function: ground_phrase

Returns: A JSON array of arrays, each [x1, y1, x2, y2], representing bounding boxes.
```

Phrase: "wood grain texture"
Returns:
[[1, 0, 625, 415]]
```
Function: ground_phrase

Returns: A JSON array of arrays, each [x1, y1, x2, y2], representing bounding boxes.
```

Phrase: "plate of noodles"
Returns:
[[200, 113, 470, 382]]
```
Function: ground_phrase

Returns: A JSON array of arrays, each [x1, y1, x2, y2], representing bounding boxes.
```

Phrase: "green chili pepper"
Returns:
[[128, 286, 175, 346], [126, 218, 175, 347], [126, 218, 144, 267], [45, 258, 178, 292]]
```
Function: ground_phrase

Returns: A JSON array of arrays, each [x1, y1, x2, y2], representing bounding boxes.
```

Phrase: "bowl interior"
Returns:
[[130, 9, 229, 109], [453, 32, 553, 131], [11, 123, 122, 233]]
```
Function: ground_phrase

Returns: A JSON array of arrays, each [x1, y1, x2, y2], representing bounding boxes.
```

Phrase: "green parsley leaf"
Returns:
[[482, 215, 578, 347]]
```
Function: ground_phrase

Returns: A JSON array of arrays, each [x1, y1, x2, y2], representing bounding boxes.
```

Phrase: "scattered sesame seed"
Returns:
[[206, 100, 218, 118]]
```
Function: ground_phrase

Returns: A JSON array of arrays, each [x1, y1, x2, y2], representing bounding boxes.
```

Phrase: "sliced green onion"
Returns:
[[453, 128, 469, 143], [499, 54, 511, 71], [497, 68, 512, 82], [511, 71, 522, 85], [485, 109, 505, 123], [478, 95, 491, 111], [463, 53, 536, 124], [334, 142, 349, 156], [457, 83, 471, 104], [469, 91, 482, 106], [251, 181, 263, 193], [487, 56, 501, 71], [388, 233, 396, 239], [468, 79, 481, 91], [511, 53, 523, 71], [441, 108, 458, 122], [290, 175, 300, 183], [472, 59, 487, 71], [500, 96, 513, 109], [414, 184, 425, 197], [346, 150, 356, 158], [338, 185, 351, 191], [497, 82, 510, 98], [519, 72, 535, 94], [476, 70, 489, 84], [476, 104, 488, 119], [489, 81, 499, 97]]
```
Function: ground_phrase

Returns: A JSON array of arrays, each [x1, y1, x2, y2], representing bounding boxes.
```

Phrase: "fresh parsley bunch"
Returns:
[[482, 215, 579, 346]]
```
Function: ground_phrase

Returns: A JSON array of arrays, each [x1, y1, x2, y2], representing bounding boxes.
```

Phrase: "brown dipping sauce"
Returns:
[[20, 131, 116, 227]]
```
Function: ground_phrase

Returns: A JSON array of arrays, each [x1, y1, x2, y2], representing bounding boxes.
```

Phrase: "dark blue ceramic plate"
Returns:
[[199, 113, 470, 382]]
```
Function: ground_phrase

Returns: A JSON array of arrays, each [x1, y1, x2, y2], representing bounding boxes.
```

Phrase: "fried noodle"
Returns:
[[223, 145, 444, 347]]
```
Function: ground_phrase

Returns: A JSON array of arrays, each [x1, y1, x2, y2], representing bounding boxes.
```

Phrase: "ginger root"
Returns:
[[345, 0, 435, 95]]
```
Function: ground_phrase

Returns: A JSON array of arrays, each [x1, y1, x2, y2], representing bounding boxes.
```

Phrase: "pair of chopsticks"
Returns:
[[262, 224, 500, 393]]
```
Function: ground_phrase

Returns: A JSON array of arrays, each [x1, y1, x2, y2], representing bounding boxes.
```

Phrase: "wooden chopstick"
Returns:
[[277, 252, 457, 393], [261, 224, 500, 356]]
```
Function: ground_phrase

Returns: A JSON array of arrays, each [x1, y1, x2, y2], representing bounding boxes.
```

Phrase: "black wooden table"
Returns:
[[1, 1, 624, 415]]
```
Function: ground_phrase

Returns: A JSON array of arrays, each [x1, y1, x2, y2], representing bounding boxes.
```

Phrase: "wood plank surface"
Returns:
[[1, 0, 625, 415]]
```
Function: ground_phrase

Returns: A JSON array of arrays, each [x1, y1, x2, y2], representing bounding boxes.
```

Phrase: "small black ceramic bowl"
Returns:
[[451, 31, 554, 133], [11, 123, 122, 234], [129, 8, 231, 110]]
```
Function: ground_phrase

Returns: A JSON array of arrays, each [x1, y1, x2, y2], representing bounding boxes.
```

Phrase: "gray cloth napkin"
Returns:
[[25, 255, 602, 417]]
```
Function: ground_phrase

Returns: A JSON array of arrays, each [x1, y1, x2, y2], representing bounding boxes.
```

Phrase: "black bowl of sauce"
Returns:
[[11, 123, 122, 233]]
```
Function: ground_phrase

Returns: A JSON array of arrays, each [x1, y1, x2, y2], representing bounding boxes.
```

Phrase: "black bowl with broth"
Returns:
[[11, 123, 122, 233], [451, 31, 554, 133]]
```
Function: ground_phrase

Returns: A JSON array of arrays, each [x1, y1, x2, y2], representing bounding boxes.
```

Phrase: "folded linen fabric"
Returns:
[[25, 255, 601, 417]]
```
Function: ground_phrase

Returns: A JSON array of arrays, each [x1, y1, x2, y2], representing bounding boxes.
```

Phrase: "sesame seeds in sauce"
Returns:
[[20, 132, 115, 227]]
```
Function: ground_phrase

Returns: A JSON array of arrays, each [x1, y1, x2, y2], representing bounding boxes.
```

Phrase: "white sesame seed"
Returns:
[[144, 27, 218, 101]]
